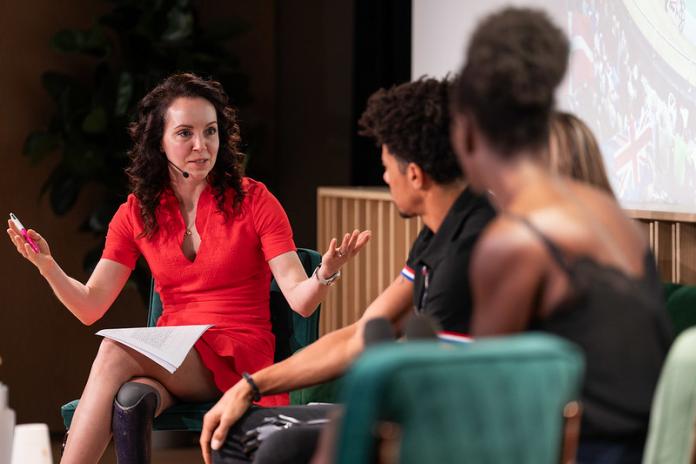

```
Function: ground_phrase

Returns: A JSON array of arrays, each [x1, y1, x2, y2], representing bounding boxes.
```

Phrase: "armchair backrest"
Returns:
[[335, 334, 584, 464], [663, 283, 696, 336], [642, 326, 696, 463], [147, 247, 322, 362]]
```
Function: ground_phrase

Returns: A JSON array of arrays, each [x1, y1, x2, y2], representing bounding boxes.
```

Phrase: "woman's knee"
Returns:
[[91, 338, 140, 376]]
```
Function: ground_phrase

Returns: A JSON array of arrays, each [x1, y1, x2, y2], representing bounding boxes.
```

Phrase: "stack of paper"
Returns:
[[96, 325, 213, 373]]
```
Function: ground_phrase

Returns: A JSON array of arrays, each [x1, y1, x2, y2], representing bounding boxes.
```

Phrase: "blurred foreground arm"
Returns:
[[200, 274, 413, 464]]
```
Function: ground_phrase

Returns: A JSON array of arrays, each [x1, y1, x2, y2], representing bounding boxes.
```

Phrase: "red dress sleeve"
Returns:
[[101, 196, 141, 269], [251, 182, 296, 261]]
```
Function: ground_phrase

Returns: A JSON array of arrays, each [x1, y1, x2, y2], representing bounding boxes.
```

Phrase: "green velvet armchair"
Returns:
[[663, 282, 696, 336], [643, 326, 696, 463], [334, 334, 585, 464]]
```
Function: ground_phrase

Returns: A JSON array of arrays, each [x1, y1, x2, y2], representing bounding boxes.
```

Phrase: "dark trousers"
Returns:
[[213, 404, 337, 464], [577, 438, 644, 464]]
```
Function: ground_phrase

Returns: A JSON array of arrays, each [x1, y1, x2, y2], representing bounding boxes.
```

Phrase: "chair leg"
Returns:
[[375, 421, 401, 464], [560, 401, 582, 464], [61, 430, 69, 456], [112, 382, 160, 464]]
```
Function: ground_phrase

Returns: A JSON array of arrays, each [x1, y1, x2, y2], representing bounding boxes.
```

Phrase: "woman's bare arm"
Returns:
[[470, 221, 546, 336], [7, 221, 131, 325], [268, 229, 370, 317]]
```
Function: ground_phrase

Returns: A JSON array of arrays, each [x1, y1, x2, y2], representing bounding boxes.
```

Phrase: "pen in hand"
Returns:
[[9, 212, 40, 253]]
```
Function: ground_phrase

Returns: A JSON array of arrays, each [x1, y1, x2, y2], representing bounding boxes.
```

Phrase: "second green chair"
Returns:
[[335, 333, 585, 464]]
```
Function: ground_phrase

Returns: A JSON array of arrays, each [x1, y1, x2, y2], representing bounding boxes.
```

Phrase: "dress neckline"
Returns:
[[169, 185, 214, 264]]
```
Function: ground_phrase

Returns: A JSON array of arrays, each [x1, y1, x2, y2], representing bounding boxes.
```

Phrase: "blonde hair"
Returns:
[[549, 111, 614, 195]]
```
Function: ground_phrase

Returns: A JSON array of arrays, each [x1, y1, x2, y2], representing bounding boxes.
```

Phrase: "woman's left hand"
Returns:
[[319, 229, 371, 279]]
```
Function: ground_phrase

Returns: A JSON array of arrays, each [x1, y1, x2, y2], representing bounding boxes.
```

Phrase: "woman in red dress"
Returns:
[[7, 73, 369, 464]]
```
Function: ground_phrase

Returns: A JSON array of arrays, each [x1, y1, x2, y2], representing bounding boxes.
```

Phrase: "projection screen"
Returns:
[[413, 0, 696, 214]]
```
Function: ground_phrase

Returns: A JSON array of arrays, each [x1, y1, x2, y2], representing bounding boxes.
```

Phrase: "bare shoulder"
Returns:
[[470, 216, 550, 335], [473, 216, 547, 276]]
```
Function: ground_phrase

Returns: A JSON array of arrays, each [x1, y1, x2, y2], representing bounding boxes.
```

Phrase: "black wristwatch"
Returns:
[[242, 372, 262, 402]]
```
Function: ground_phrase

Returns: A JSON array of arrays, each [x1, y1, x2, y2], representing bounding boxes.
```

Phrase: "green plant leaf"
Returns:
[[115, 72, 133, 116], [82, 107, 108, 133], [39, 166, 60, 198], [52, 29, 81, 52], [41, 72, 78, 101], [82, 201, 117, 234], [162, 9, 193, 42], [23, 131, 61, 163], [49, 173, 82, 215], [82, 244, 104, 275], [42, 73, 90, 131], [51, 27, 111, 57], [61, 137, 107, 177]]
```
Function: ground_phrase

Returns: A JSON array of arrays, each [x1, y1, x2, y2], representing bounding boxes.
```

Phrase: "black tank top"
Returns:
[[519, 217, 673, 440]]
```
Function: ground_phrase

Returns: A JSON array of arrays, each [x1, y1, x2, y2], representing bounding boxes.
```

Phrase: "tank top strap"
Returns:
[[507, 214, 572, 274]]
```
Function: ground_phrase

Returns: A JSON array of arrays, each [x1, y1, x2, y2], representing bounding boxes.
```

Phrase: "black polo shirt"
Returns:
[[400, 188, 495, 334]]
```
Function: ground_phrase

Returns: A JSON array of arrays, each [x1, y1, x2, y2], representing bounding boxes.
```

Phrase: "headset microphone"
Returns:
[[167, 160, 190, 178]]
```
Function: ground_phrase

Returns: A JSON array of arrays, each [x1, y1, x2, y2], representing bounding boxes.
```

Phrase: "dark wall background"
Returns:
[[0, 0, 409, 431], [271, 0, 355, 247], [352, 0, 412, 185], [265, 0, 410, 243]]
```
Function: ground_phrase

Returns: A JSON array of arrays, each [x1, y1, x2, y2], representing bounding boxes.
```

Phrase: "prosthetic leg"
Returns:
[[112, 382, 161, 464]]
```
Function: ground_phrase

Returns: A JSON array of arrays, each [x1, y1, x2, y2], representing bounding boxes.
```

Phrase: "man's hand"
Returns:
[[200, 380, 254, 464]]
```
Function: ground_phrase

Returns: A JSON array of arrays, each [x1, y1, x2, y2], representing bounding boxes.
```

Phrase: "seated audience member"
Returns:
[[450, 7, 673, 464], [199, 77, 495, 464], [549, 110, 614, 195], [7, 73, 368, 464]]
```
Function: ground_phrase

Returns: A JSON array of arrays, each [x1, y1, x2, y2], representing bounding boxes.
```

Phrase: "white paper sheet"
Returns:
[[96, 325, 213, 373]]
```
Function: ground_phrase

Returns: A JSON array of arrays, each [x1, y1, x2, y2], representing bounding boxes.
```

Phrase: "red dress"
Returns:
[[101, 178, 295, 406]]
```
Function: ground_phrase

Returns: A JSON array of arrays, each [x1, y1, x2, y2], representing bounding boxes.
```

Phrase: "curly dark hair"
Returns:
[[126, 73, 245, 238], [358, 77, 462, 184], [452, 7, 569, 156]]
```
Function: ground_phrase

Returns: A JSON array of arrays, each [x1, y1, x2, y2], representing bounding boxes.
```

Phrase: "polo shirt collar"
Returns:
[[417, 188, 480, 269]]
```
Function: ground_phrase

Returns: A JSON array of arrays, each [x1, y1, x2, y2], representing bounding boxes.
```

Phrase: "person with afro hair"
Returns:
[[200, 77, 495, 464], [451, 7, 672, 463]]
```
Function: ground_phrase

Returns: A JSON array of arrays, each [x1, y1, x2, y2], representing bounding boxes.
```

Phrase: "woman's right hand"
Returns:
[[7, 220, 53, 271]]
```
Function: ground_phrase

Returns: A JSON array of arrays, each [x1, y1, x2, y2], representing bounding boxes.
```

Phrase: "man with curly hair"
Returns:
[[202, 77, 495, 464]]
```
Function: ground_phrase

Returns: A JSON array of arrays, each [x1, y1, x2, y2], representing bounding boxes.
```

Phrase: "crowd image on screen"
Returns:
[[564, 0, 696, 208]]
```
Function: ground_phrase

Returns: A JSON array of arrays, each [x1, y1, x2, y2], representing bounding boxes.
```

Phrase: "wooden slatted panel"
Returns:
[[317, 187, 422, 335], [318, 189, 696, 334], [677, 223, 696, 284], [654, 221, 675, 282]]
